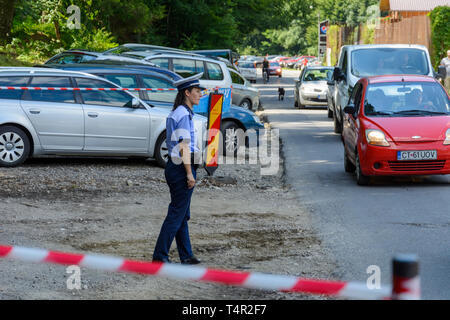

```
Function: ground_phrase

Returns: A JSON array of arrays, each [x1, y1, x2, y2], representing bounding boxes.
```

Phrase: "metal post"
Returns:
[[392, 254, 420, 300]]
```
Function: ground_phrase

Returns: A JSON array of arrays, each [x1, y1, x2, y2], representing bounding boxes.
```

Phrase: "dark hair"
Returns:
[[172, 87, 195, 111]]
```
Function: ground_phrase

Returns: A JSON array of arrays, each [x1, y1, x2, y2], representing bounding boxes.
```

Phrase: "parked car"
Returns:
[[228, 68, 260, 110], [46, 64, 263, 160], [112, 51, 233, 114], [103, 43, 186, 55], [268, 61, 282, 77], [0, 67, 207, 168], [44, 49, 157, 66], [342, 75, 450, 185], [237, 60, 257, 83], [294, 66, 334, 109], [331, 44, 442, 135], [326, 69, 337, 118], [189, 49, 240, 65]]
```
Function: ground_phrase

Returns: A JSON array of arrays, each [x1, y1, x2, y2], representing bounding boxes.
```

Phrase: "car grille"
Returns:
[[388, 160, 446, 171]]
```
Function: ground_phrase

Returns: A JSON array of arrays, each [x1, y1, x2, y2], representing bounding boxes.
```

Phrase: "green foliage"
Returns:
[[429, 6, 450, 68], [0, 0, 390, 65]]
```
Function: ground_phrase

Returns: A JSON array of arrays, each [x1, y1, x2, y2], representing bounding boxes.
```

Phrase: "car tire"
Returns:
[[327, 107, 333, 118], [155, 131, 168, 168], [344, 149, 356, 173], [298, 98, 305, 109], [279, 75, 282, 78], [0, 125, 30, 167], [221, 121, 244, 157], [333, 111, 342, 134], [294, 99, 298, 108], [356, 153, 370, 185], [240, 99, 252, 111]]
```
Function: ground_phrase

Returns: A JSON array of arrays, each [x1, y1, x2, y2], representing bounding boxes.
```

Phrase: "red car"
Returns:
[[342, 75, 450, 185], [268, 61, 282, 77]]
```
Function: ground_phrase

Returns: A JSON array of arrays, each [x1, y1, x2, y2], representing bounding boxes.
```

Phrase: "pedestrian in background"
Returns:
[[440, 50, 450, 92], [152, 73, 204, 264]]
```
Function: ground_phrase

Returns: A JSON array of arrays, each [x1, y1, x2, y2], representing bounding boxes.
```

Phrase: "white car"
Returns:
[[237, 61, 257, 83], [0, 67, 206, 167]]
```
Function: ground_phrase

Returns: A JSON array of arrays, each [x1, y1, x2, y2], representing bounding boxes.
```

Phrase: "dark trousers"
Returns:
[[153, 158, 197, 261]]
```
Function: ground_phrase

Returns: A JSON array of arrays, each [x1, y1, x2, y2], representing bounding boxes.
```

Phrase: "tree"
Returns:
[[0, 0, 17, 45]]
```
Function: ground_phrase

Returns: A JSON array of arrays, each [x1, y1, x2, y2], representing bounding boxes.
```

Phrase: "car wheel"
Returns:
[[279, 75, 282, 78], [356, 153, 370, 185], [294, 99, 298, 108], [298, 98, 305, 109], [0, 126, 30, 167], [344, 148, 356, 173], [327, 107, 333, 118], [221, 121, 244, 156], [155, 131, 168, 168], [333, 111, 342, 134], [240, 99, 252, 111]]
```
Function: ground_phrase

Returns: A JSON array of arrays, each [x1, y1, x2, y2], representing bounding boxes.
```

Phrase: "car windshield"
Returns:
[[364, 82, 450, 116], [303, 69, 333, 81], [351, 48, 429, 77], [270, 62, 280, 67]]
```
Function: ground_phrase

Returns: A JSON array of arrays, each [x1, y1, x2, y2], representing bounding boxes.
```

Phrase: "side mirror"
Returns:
[[437, 65, 447, 80], [327, 80, 334, 86], [334, 67, 346, 82], [344, 104, 356, 115], [125, 97, 140, 108]]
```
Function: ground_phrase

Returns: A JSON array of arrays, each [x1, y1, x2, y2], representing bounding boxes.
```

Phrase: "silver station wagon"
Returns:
[[0, 68, 206, 167]]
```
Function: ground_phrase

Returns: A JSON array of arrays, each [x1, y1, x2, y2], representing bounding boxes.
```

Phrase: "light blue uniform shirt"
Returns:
[[166, 105, 199, 160]]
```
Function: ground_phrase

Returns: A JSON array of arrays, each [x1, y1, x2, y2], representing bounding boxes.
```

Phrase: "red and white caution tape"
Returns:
[[0, 86, 176, 91], [0, 244, 391, 299]]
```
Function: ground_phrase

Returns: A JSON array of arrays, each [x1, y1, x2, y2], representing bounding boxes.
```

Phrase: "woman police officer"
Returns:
[[152, 73, 205, 264]]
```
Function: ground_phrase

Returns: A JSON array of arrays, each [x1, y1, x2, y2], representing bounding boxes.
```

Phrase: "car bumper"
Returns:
[[269, 69, 282, 76], [300, 92, 328, 105], [360, 142, 450, 176]]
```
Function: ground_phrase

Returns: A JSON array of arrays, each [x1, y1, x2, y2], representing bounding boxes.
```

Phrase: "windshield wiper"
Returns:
[[394, 110, 448, 115], [367, 111, 393, 116]]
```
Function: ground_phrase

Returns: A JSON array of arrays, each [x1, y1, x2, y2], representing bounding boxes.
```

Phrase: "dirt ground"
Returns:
[[0, 126, 338, 300]]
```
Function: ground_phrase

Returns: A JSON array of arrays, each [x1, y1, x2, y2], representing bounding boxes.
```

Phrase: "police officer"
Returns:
[[152, 73, 204, 264]]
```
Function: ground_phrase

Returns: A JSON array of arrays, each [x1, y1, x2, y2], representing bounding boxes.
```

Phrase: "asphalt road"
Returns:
[[256, 69, 450, 299]]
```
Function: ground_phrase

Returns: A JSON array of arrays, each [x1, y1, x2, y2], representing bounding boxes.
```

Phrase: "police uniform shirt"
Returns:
[[166, 105, 199, 160]]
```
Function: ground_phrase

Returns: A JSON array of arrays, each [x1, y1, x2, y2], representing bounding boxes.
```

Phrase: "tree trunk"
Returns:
[[0, 0, 16, 45]]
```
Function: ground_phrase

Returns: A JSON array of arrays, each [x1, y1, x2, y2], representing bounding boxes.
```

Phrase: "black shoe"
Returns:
[[181, 256, 201, 265], [152, 257, 170, 263]]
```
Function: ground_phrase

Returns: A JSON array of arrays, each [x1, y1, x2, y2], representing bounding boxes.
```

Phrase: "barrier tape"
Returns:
[[0, 86, 221, 98], [0, 86, 176, 91], [0, 244, 391, 300]]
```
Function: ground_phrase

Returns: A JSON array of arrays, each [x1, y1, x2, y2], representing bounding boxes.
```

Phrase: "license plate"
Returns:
[[397, 150, 437, 161], [317, 94, 325, 100]]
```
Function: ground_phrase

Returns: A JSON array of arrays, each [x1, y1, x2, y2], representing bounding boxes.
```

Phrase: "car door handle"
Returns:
[[87, 112, 98, 118], [29, 109, 40, 114]]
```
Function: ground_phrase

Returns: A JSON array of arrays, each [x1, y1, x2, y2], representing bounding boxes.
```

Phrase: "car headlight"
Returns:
[[444, 129, 450, 145], [365, 129, 390, 147]]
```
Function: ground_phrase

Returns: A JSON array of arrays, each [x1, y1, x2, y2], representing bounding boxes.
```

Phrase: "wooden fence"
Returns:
[[374, 15, 431, 49]]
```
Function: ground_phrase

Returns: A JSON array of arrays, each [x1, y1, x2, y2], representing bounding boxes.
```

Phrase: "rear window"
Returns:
[[206, 62, 224, 80], [238, 62, 255, 68], [47, 53, 96, 64], [351, 48, 430, 77], [0, 77, 29, 100], [23, 77, 75, 103]]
